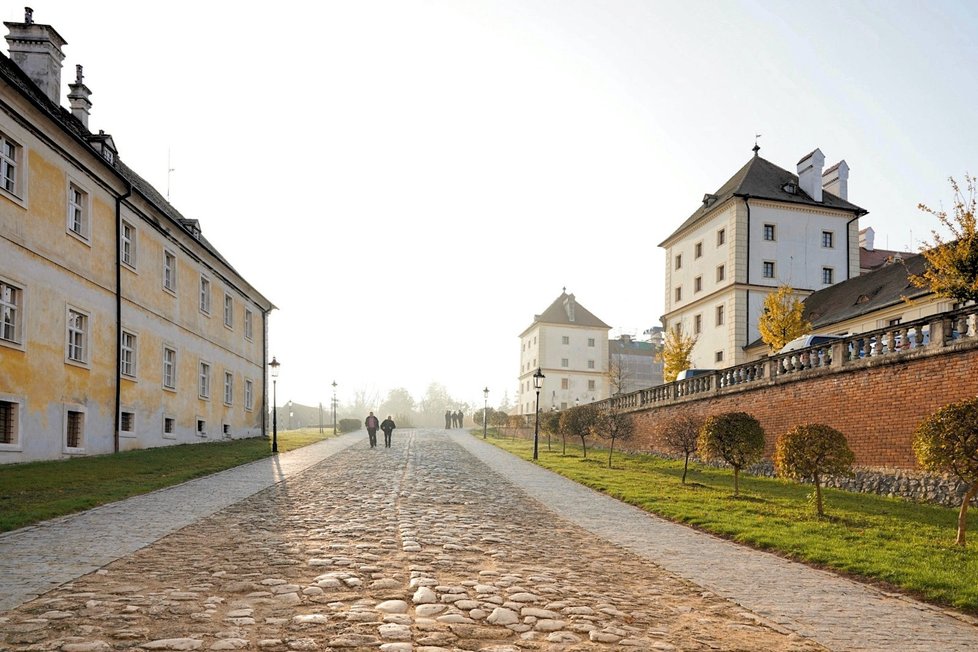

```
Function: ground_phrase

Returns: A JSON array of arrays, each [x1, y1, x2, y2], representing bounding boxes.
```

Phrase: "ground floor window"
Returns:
[[66, 409, 84, 449], [0, 399, 16, 445]]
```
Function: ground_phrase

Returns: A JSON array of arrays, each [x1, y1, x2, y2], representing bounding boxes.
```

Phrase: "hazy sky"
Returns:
[[24, 1, 978, 409]]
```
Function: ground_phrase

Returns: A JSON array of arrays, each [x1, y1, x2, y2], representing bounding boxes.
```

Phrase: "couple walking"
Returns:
[[364, 412, 396, 448]]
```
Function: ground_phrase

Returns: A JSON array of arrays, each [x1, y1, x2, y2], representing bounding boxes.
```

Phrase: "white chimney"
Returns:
[[822, 160, 849, 201], [860, 226, 875, 252], [797, 148, 825, 203], [4, 8, 67, 105], [67, 64, 91, 128]]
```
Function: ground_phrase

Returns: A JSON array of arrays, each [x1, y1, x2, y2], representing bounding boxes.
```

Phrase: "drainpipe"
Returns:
[[743, 195, 751, 347], [262, 308, 268, 437], [114, 181, 133, 453]]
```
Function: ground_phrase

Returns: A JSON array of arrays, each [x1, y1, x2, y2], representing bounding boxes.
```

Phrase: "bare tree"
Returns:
[[593, 402, 635, 468], [609, 353, 631, 396], [662, 413, 703, 484]]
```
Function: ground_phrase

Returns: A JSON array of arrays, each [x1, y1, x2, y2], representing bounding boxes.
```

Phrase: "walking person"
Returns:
[[380, 415, 396, 448], [445, 410, 452, 429], [364, 411, 379, 448], [457, 410, 465, 428]]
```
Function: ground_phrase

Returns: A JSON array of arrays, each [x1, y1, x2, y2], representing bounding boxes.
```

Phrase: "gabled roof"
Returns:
[[522, 291, 610, 335], [660, 153, 868, 247]]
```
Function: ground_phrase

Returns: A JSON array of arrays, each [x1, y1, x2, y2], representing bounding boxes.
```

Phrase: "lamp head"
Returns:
[[533, 367, 545, 390], [269, 357, 281, 379]]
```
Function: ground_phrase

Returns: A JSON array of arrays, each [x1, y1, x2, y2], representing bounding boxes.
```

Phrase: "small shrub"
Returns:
[[338, 418, 361, 433], [560, 404, 599, 458], [662, 413, 703, 484], [698, 412, 764, 496], [774, 423, 854, 517], [913, 397, 978, 546]]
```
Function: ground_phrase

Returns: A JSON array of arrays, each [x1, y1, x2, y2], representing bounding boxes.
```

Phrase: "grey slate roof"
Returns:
[[660, 154, 868, 247], [526, 292, 611, 331]]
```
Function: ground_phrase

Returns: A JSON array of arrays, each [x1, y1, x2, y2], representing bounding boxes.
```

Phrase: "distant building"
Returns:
[[659, 146, 867, 369], [0, 10, 273, 463], [609, 334, 662, 394], [859, 227, 907, 274], [518, 290, 610, 414]]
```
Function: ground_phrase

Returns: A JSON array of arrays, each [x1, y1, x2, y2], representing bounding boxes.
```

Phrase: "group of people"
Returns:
[[364, 412, 396, 448], [444, 410, 465, 429]]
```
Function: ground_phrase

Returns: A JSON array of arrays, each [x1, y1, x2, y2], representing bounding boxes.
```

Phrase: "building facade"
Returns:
[[659, 146, 867, 369], [609, 334, 662, 394], [518, 291, 610, 414], [0, 10, 273, 463]]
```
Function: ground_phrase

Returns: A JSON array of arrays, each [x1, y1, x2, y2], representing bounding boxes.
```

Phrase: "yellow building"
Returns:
[[0, 10, 273, 463]]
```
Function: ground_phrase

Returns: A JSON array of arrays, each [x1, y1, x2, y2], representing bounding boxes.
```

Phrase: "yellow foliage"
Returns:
[[662, 327, 697, 382], [757, 285, 811, 352], [909, 175, 978, 303]]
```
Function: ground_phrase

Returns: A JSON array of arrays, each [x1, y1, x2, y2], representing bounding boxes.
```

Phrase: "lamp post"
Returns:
[[482, 387, 489, 439], [287, 400, 293, 430], [332, 380, 337, 436], [532, 367, 545, 460], [269, 357, 280, 453], [318, 402, 323, 434]]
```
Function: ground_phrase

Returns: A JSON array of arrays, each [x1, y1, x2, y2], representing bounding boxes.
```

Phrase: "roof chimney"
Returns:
[[822, 160, 849, 201], [859, 226, 875, 252], [67, 64, 91, 128], [797, 148, 825, 203], [4, 8, 67, 105]]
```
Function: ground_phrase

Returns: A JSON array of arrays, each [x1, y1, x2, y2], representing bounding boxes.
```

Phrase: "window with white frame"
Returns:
[[694, 242, 703, 258], [694, 276, 702, 292], [822, 231, 834, 248], [224, 293, 233, 328], [716, 304, 725, 326], [561, 335, 569, 345], [587, 337, 595, 347], [675, 254, 682, 270], [588, 379, 596, 391], [0, 398, 19, 446], [561, 358, 569, 368], [66, 308, 89, 364], [120, 410, 135, 434], [199, 276, 211, 314], [763, 261, 775, 278], [121, 330, 137, 378], [223, 423, 231, 438], [163, 346, 176, 389], [163, 415, 175, 437], [199, 361, 210, 398], [245, 379, 254, 411], [0, 279, 23, 345], [121, 220, 136, 267], [717, 228, 726, 246], [67, 183, 89, 240], [822, 267, 834, 284], [715, 350, 724, 363], [561, 378, 569, 390], [163, 250, 177, 292], [675, 286, 682, 302], [0, 133, 20, 196], [65, 408, 84, 449], [694, 314, 702, 334], [224, 371, 233, 405], [763, 224, 776, 241], [244, 308, 253, 341], [587, 359, 595, 369], [716, 264, 725, 282], [196, 418, 206, 437]]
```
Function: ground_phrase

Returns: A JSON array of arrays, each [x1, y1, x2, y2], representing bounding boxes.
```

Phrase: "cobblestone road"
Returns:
[[1, 430, 823, 651]]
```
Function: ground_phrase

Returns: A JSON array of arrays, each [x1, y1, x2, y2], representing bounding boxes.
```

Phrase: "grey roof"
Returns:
[[660, 154, 868, 247], [524, 292, 611, 332]]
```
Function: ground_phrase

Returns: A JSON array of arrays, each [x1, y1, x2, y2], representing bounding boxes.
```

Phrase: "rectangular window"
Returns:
[[0, 134, 19, 195], [224, 371, 233, 406], [763, 261, 775, 278], [561, 378, 569, 390], [223, 424, 231, 438], [245, 379, 254, 411], [0, 279, 22, 344], [121, 221, 136, 267], [244, 309, 254, 341], [889, 317, 903, 326], [822, 267, 834, 284], [822, 231, 834, 248], [120, 411, 135, 434], [199, 361, 210, 399], [716, 265, 725, 282], [199, 276, 211, 314], [66, 308, 88, 364], [67, 183, 88, 239], [694, 314, 702, 334], [561, 336, 569, 345], [715, 350, 724, 363], [717, 228, 726, 246], [763, 224, 775, 241], [675, 254, 682, 270], [0, 400, 17, 445], [66, 410, 84, 449], [587, 337, 595, 347], [588, 380, 596, 391], [716, 304, 725, 326], [587, 359, 595, 369], [694, 276, 702, 293], [675, 286, 682, 302], [163, 416, 175, 436], [196, 419, 206, 437], [121, 331, 137, 378], [163, 347, 176, 389], [561, 358, 569, 368], [694, 242, 703, 259], [224, 294, 233, 328], [163, 250, 177, 292]]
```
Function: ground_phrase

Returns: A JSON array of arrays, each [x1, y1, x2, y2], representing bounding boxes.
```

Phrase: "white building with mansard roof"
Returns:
[[659, 146, 867, 370]]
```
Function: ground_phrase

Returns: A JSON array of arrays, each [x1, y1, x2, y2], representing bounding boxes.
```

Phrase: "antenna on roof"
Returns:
[[753, 134, 762, 156], [167, 148, 175, 202]]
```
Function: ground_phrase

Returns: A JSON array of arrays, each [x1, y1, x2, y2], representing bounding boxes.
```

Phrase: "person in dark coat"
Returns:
[[364, 412, 379, 448], [445, 410, 452, 429], [380, 416, 396, 448], [457, 410, 465, 428]]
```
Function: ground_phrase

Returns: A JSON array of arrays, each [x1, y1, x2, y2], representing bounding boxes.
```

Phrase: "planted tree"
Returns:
[[542, 410, 561, 452], [774, 424, 854, 517], [909, 175, 978, 303], [662, 327, 697, 382], [559, 404, 599, 458], [698, 412, 765, 497], [592, 403, 635, 469], [662, 413, 703, 484], [758, 285, 812, 352], [913, 397, 978, 546]]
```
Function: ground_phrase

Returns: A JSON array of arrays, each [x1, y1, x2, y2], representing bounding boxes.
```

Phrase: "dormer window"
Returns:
[[782, 182, 797, 194], [702, 193, 718, 207]]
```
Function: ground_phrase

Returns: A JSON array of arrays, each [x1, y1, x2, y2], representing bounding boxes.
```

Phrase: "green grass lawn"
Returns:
[[482, 431, 978, 613], [0, 428, 331, 533]]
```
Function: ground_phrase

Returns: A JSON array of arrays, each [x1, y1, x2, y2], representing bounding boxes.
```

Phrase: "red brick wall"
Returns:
[[621, 342, 978, 469]]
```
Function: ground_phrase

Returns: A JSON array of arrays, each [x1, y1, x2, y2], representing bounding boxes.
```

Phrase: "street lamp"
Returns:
[[287, 400, 293, 431], [269, 357, 280, 453], [532, 367, 545, 460], [482, 387, 489, 439], [332, 380, 337, 436], [319, 402, 323, 434]]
